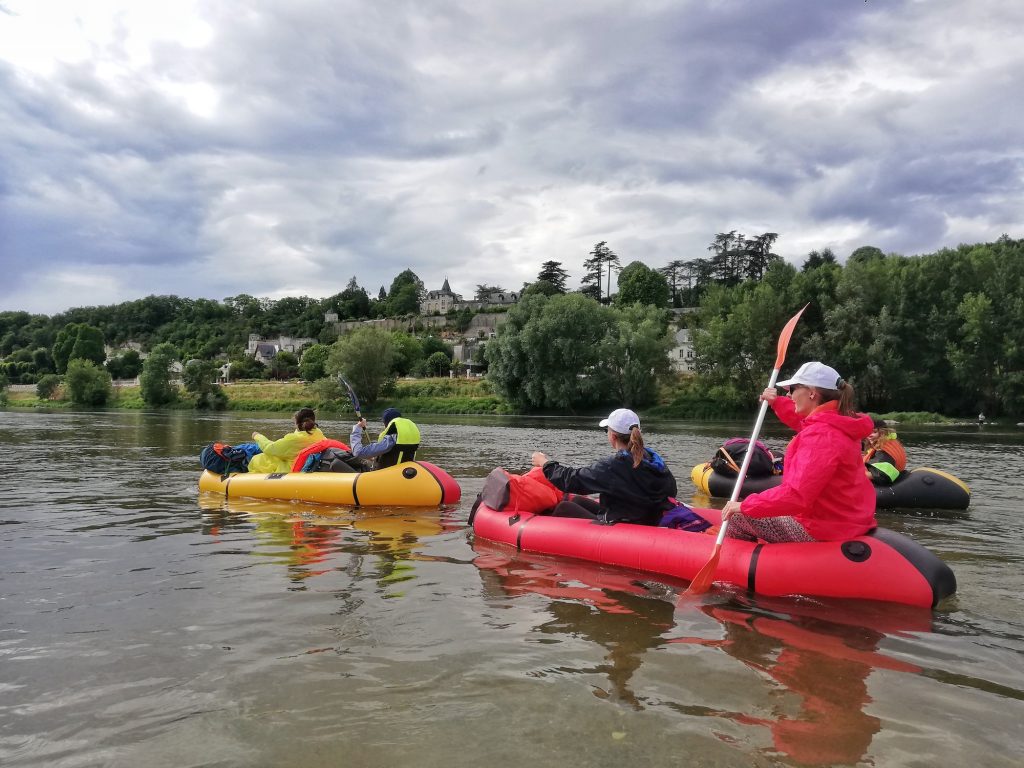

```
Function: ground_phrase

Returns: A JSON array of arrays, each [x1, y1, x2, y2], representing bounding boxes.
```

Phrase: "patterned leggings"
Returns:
[[725, 512, 816, 543]]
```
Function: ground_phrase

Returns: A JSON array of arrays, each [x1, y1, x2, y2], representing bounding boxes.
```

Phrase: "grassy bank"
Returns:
[[5, 377, 513, 415], [2, 377, 978, 423]]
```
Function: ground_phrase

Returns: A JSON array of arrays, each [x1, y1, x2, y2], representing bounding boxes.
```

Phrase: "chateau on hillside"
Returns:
[[421, 278, 461, 314], [421, 278, 519, 314]]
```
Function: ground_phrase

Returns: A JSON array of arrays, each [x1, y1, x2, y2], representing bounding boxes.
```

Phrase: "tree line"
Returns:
[[2, 234, 1020, 418], [690, 236, 1023, 417]]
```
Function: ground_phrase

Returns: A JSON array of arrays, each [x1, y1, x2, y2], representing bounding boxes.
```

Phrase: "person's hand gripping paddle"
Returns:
[[685, 304, 808, 596]]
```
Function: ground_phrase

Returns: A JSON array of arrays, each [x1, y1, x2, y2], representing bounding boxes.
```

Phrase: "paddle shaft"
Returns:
[[685, 304, 807, 595], [339, 375, 362, 418], [712, 367, 782, 546]]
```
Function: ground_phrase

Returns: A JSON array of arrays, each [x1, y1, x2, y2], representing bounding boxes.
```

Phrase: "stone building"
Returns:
[[421, 278, 462, 314]]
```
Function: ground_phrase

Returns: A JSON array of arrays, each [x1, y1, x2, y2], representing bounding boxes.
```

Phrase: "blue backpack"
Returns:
[[199, 442, 253, 475]]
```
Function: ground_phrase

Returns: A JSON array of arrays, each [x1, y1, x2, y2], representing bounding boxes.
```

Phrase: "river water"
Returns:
[[1, 409, 1022, 767]]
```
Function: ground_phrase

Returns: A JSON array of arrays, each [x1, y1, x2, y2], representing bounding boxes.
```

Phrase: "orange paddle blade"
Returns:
[[686, 544, 722, 595], [774, 303, 808, 370]]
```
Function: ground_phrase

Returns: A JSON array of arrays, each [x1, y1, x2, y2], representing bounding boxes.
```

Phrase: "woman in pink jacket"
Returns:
[[722, 362, 876, 543]]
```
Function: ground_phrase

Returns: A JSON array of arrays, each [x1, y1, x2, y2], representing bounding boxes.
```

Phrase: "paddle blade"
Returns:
[[774, 304, 809, 371], [340, 376, 361, 415], [685, 544, 722, 595]]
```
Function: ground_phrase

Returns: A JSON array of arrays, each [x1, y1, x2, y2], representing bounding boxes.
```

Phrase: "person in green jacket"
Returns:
[[248, 407, 326, 473]]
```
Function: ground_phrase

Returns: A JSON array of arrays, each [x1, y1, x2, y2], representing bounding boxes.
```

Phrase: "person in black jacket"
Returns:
[[531, 408, 677, 525]]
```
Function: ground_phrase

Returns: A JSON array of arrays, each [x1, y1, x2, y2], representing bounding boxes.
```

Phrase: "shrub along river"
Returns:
[[1, 409, 1022, 767]]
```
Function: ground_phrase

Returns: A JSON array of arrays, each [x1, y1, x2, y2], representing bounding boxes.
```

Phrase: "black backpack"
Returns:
[[710, 438, 778, 478], [199, 442, 251, 475], [313, 447, 368, 473]]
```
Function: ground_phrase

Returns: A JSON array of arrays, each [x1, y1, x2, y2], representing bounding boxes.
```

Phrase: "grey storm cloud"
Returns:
[[0, 0, 1022, 314]]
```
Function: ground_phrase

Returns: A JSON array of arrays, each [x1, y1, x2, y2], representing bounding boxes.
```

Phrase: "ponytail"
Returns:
[[611, 426, 646, 468], [815, 380, 857, 417]]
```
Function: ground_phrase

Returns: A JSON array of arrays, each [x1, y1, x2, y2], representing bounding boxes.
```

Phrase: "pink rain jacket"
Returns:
[[741, 398, 876, 541]]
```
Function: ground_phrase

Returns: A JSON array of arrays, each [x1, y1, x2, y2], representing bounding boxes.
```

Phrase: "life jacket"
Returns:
[[291, 439, 352, 473], [376, 417, 421, 467], [863, 437, 908, 483]]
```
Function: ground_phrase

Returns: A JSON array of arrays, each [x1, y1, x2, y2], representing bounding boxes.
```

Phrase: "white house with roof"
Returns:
[[246, 334, 317, 365], [670, 328, 696, 373]]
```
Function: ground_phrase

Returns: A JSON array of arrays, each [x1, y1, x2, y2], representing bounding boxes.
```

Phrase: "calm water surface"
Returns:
[[1, 409, 1022, 767]]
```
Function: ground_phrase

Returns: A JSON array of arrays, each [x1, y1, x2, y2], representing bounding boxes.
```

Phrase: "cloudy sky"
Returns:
[[1, 0, 1021, 316]]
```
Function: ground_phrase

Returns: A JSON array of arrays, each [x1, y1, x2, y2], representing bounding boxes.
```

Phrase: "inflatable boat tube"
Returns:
[[199, 460, 461, 507], [470, 503, 956, 608], [690, 463, 970, 510]]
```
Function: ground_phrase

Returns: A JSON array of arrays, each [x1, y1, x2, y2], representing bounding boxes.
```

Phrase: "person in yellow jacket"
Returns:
[[352, 407, 421, 468], [247, 407, 326, 473]]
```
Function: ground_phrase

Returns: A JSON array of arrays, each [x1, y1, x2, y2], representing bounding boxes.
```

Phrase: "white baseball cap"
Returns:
[[777, 361, 844, 390], [599, 408, 640, 434]]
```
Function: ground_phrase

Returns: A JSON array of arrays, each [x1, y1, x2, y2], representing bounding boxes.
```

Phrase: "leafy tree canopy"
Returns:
[[536, 261, 570, 293], [327, 327, 395, 405], [139, 343, 179, 407], [616, 261, 670, 309], [65, 359, 112, 406]]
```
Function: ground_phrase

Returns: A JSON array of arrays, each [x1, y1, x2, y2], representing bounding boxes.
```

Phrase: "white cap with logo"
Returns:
[[776, 361, 844, 390], [599, 408, 640, 434]]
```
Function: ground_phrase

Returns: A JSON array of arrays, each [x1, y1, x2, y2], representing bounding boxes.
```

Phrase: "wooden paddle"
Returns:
[[685, 304, 808, 595]]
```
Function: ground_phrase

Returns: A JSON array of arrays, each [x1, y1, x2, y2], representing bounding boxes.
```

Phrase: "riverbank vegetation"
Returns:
[[2, 235, 1022, 420]]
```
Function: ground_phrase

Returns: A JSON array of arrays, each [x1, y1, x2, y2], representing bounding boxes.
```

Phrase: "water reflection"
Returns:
[[474, 540, 675, 709], [670, 598, 927, 766], [472, 539, 935, 766], [197, 495, 460, 594]]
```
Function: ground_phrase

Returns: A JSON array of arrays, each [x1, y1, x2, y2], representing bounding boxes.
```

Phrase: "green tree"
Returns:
[[707, 231, 744, 286], [183, 360, 227, 410], [486, 293, 614, 410], [947, 292, 1000, 412], [31, 347, 55, 375], [331, 277, 372, 320], [657, 260, 687, 307], [310, 376, 348, 410], [299, 343, 331, 382], [848, 245, 886, 265], [743, 232, 781, 281], [475, 284, 505, 300], [523, 280, 561, 297], [228, 355, 266, 380], [139, 343, 179, 406], [597, 303, 673, 407], [536, 261, 569, 293], [36, 374, 61, 400], [0, 369, 8, 406], [802, 248, 838, 271], [64, 359, 112, 406], [53, 323, 106, 373], [106, 349, 142, 380], [386, 269, 425, 316], [616, 261, 670, 308], [269, 350, 300, 381], [327, 327, 395, 404], [425, 350, 452, 376], [580, 241, 620, 302], [692, 280, 795, 397], [420, 335, 453, 360], [390, 333, 424, 377]]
